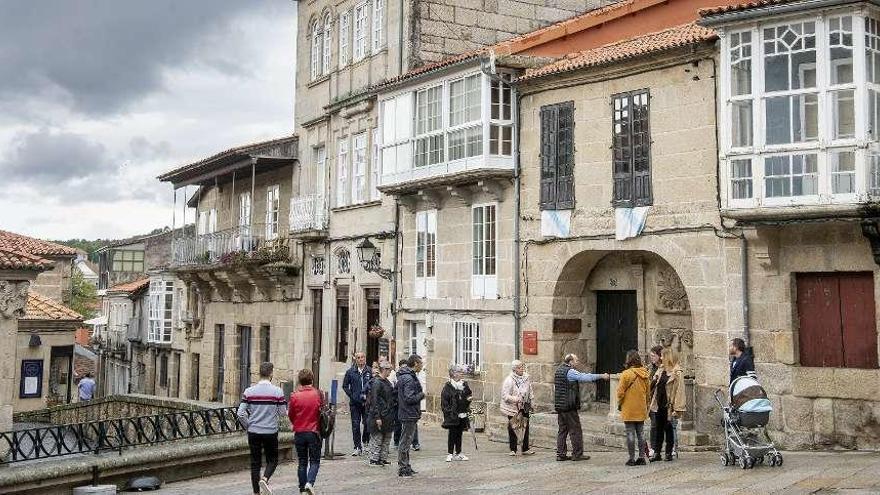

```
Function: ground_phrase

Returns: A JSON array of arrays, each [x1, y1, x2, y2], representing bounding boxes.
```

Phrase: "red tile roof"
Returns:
[[0, 247, 54, 271], [108, 277, 150, 294], [699, 0, 792, 17], [0, 230, 77, 257], [518, 23, 717, 81], [21, 291, 83, 321]]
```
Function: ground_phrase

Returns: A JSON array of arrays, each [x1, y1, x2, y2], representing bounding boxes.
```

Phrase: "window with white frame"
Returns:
[[310, 19, 322, 80], [415, 210, 437, 298], [322, 13, 332, 75], [448, 74, 482, 161], [472, 203, 497, 299], [239, 193, 251, 229], [148, 279, 174, 343], [197, 208, 217, 236], [722, 12, 880, 207], [354, 2, 368, 62], [415, 85, 443, 167], [380, 93, 413, 175], [454, 321, 482, 371], [265, 185, 280, 240], [337, 138, 350, 206], [314, 145, 327, 195], [339, 11, 351, 67], [372, 0, 384, 53], [371, 129, 381, 200], [490, 79, 514, 156], [352, 133, 367, 203]]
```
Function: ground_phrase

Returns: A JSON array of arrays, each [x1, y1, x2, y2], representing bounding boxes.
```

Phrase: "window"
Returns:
[[371, 129, 381, 201], [490, 79, 513, 156], [337, 138, 349, 206], [539, 101, 575, 209], [239, 192, 251, 229], [472, 204, 497, 299], [322, 13, 332, 75], [723, 15, 876, 206], [796, 272, 878, 368], [265, 185, 280, 240], [352, 133, 367, 203], [415, 210, 437, 298], [336, 248, 351, 274], [335, 288, 350, 362], [148, 279, 174, 344], [454, 321, 482, 371], [259, 325, 271, 364], [612, 90, 652, 207], [449, 75, 481, 127], [415, 85, 443, 167], [339, 11, 350, 66], [372, 0, 384, 53], [314, 145, 326, 195], [312, 255, 325, 276], [112, 249, 144, 272], [159, 354, 168, 388], [380, 93, 413, 176], [197, 208, 217, 236], [354, 2, 368, 62], [310, 19, 322, 80]]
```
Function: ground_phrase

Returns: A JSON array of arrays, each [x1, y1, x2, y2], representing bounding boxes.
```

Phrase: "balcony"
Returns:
[[171, 225, 289, 268], [379, 155, 515, 196], [289, 194, 328, 239]]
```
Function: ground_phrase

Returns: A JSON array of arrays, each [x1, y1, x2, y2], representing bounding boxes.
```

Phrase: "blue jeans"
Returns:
[[294, 432, 321, 490], [350, 403, 370, 450]]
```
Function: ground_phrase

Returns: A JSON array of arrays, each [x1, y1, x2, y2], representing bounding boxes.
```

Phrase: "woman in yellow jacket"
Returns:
[[649, 347, 686, 462], [616, 350, 650, 466]]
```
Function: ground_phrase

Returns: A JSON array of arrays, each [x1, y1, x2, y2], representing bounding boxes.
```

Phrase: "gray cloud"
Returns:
[[0, 0, 256, 117]]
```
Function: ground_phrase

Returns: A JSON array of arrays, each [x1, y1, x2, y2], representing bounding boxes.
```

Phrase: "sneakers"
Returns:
[[446, 454, 454, 462], [522, 450, 536, 456], [625, 459, 637, 466], [413, 444, 421, 451], [303, 483, 315, 495], [649, 455, 662, 462], [455, 453, 469, 461], [259, 477, 273, 495], [350, 448, 362, 456], [634, 458, 647, 465], [665, 453, 674, 461], [509, 451, 517, 456], [556, 455, 570, 461]]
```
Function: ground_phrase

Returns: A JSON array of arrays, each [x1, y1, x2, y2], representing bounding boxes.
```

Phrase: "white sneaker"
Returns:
[[303, 482, 315, 494], [259, 477, 273, 495], [509, 451, 517, 456], [522, 450, 536, 456], [350, 448, 361, 456], [445, 454, 454, 462], [455, 453, 469, 461]]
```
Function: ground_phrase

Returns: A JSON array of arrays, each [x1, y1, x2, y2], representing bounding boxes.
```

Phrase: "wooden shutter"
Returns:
[[612, 90, 652, 207], [556, 102, 575, 209], [796, 273, 845, 367], [839, 272, 878, 368], [539, 105, 558, 209]]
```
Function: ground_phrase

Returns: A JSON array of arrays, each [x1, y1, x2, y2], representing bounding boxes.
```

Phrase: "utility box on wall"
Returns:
[[523, 330, 538, 355]]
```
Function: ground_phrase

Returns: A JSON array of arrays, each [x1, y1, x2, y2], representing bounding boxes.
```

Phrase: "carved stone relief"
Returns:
[[656, 269, 690, 313], [0, 280, 30, 319]]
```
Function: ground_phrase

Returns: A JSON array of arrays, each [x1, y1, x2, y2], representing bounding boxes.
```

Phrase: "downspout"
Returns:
[[392, 200, 400, 342], [398, 0, 405, 73], [741, 235, 750, 346]]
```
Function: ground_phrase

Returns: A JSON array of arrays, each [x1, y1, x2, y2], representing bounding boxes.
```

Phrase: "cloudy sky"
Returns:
[[0, 1, 298, 240]]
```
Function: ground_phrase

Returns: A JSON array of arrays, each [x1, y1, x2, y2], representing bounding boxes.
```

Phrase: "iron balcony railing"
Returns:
[[171, 224, 290, 266], [0, 406, 242, 464], [289, 194, 328, 233]]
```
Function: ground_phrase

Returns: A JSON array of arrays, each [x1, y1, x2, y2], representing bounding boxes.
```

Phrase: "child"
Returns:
[[616, 350, 650, 466]]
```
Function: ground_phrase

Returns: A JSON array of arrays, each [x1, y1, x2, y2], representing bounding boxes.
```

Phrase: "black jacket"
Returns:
[[396, 366, 424, 422], [440, 381, 473, 429], [343, 365, 372, 406], [367, 377, 395, 434], [730, 352, 755, 383]]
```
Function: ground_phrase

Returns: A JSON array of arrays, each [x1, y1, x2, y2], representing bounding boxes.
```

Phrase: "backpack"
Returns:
[[318, 391, 334, 439]]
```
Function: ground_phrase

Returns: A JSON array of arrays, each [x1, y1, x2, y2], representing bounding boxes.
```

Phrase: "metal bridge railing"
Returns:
[[1, 406, 243, 464]]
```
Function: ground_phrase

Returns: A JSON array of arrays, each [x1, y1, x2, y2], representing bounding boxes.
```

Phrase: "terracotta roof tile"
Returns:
[[699, 0, 793, 17], [518, 23, 717, 81], [22, 291, 83, 321], [0, 247, 54, 271], [108, 277, 150, 294], [0, 230, 77, 257]]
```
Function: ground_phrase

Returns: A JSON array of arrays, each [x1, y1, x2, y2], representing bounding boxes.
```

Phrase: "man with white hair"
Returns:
[[501, 360, 534, 456], [554, 353, 609, 462]]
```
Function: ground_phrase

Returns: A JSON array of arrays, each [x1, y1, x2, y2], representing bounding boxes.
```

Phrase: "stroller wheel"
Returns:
[[769, 455, 777, 467], [739, 456, 750, 469], [748, 457, 757, 469], [775, 454, 783, 467], [720, 452, 731, 466]]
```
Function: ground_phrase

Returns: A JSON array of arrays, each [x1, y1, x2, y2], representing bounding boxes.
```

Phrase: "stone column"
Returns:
[[0, 277, 35, 432]]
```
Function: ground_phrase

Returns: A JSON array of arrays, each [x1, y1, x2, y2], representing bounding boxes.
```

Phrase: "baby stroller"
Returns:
[[714, 373, 783, 469]]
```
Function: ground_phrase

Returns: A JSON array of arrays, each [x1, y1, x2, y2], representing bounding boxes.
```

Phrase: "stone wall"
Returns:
[[30, 255, 74, 305]]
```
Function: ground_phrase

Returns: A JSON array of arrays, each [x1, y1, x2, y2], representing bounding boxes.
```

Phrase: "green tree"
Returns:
[[70, 269, 98, 319]]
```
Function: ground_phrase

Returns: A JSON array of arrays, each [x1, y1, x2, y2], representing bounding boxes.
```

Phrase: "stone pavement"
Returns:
[[153, 421, 880, 495]]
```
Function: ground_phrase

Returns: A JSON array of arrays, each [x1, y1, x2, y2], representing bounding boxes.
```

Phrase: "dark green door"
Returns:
[[595, 291, 638, 402]]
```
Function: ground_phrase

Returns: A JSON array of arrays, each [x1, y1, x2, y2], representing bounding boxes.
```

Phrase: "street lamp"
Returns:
[[356, 237, 393, 280]]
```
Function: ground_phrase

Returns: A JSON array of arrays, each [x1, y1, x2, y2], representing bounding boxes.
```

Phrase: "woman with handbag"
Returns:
[[616, 350, 650, 466], [500, 360, 535, 456]]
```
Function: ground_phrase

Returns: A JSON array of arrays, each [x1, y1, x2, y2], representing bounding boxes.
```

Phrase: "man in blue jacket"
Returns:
[[396, 354, 425, 477], [343, 351, 372, 456], [729, 338, 755, 383]]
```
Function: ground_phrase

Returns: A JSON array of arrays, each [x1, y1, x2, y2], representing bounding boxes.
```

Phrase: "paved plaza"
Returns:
[[153, 422, 880, 495]]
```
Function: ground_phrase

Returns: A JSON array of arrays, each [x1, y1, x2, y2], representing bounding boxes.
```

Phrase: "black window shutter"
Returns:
[[539, 105, 558, 209], [611, 94, 633, 206], [555, 101, 575, 209], [631, 91, 652, 206]]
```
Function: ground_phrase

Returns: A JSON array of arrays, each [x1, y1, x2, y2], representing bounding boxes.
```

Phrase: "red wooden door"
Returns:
[[839, 273, 878, 368], [796, 274, 844, 367]]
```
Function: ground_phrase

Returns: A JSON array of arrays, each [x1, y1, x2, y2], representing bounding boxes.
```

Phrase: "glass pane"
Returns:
[[731, 101, 753, 147], [829, 16, 854, 85], [730, 159, 753, 199], [764, 155, 791, 197], [832, 89, 856, 139], [792, 154, 818, 195], [870, 152, 880, 195], [870, 89, 880, 140], [765, 94, 818, 144], [830, 150, 856, 194]]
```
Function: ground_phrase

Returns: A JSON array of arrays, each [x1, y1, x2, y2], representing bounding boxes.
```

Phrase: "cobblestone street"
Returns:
[[153, 422, 880, 495]]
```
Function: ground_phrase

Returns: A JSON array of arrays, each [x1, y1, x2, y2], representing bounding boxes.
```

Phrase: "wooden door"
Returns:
[[238, 325, 252, 397], [596, 291, 638, 402], [311, 289, 323, 385], [365, 288, 380, 365]]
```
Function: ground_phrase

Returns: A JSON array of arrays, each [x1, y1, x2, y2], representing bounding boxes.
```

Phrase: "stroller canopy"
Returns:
[[730, 375, 772, 413]]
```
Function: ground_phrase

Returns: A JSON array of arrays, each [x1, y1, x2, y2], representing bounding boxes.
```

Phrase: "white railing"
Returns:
[[290, 194, 328, 233], [172, 225, 272, 266]]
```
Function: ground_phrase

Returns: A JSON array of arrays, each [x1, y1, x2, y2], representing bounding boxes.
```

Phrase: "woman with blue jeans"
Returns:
[[288, 368, 322, 494]]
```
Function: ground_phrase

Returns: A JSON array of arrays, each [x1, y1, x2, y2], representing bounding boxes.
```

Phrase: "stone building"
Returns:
[[96, 277, 148, 396], [0, 230, 77, 305]]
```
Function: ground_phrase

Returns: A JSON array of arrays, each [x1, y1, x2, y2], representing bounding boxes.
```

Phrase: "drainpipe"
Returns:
[[398, 0, 405, 74], [741, 235, 750, 347], [392, 200, 400, 342]]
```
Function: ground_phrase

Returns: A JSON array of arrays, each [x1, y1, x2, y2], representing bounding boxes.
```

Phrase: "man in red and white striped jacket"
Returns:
[[237, 362, 287, 495]]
